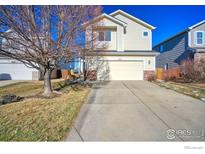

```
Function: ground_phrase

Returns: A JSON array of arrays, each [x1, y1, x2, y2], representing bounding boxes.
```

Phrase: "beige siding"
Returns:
[[189, 23, 205, 48], [114, 14, 152, 51], [85, 17, 123, 51], [117, 25, 124, 51], [85, 14, 153, 51]]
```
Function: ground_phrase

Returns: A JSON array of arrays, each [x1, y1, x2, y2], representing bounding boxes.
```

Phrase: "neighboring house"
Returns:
[[0, 31, 57, 80], [84, 9, 159, 80], [0, 55, 57, 80], [59, 57, 83, 74], [153, 20, 205, 70]]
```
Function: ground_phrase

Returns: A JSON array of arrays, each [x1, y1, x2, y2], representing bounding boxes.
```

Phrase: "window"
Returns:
[[148, 60, 151, 65], [160, 45, 164, 52], [98, 31, 104, 41], [105, 31, 111, 41], [195, 31, 204, 45], [165, 63, 168, 70], [143, 31, 149, 37], [98, 30, 111, 41]]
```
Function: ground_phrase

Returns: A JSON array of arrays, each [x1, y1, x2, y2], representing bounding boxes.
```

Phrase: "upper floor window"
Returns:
[[143, 31, 149, 37], [195, 31, 204, 45], [98, 30, 111, 41], [98, 31, 104, 41]]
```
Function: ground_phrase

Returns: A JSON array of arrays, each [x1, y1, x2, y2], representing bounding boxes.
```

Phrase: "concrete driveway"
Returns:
[[66, 81, 205, 141]]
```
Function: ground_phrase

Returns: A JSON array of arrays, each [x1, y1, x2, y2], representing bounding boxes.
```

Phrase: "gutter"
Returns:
[[85, 51, 160, 56]]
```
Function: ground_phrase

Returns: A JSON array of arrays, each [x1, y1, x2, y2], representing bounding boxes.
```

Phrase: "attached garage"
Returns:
[[102, 60, 143, 80], [86, 52, 158, 81]]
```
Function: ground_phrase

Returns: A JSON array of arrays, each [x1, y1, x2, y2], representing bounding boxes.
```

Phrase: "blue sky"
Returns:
[[103, 5, 205, 47]]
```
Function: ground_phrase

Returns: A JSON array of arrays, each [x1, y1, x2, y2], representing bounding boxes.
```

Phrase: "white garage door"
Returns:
[[98, 60, 144, 80], [0, 60, 37, 80]]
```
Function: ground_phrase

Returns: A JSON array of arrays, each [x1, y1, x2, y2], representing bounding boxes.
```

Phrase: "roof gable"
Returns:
[[153, 30, 188, 48], [188, 20, 205, 30], [82, 13, 127, 27], [153, 19, 205, 48], [110, 10, 156, 30]]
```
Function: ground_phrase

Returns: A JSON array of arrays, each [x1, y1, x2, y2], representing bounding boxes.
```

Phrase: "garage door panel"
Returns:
[[98, 60, 144, 81]]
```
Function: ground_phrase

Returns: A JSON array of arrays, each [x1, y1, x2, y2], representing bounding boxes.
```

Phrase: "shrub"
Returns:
[[147, 74, 156, 82], [180, 59, 205, 83], [195, 58, 205, 82], [164, 76, 176, 82]]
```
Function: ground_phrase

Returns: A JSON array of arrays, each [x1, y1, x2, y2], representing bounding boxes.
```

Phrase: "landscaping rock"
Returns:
[[0, 94, 23, 105], [201, 98, 205, 102], [193, 90, 199, 93]]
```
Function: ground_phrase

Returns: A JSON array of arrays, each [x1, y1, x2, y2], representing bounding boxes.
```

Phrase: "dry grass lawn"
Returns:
[[0, 80, 90, 141], [0, 80, 64, 97], [154, 81, 205, 100]]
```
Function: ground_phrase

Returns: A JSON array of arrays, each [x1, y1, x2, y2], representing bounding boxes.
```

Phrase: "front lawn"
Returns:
[[154, 81, 205, 100], [0, 80, 64, 97], [0, 80, 90, 141]]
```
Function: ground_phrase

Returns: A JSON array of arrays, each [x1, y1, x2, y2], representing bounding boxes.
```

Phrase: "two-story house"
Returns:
[[153, 20, 205, 70], [84, 10, 159, 80]]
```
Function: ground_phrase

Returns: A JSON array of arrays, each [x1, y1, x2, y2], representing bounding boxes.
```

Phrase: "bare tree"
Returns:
[[0, 5, 102, 96]]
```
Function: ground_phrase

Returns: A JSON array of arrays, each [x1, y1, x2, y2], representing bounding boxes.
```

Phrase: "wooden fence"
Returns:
[[156, 67, 181, 80]]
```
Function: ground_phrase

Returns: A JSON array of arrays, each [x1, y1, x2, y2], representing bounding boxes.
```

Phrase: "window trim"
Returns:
[[142, 31, 149, 37], [194, 31, 205, 45]]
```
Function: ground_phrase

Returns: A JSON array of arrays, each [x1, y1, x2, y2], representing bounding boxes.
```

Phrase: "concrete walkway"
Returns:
[[66, 81, 205, 141]]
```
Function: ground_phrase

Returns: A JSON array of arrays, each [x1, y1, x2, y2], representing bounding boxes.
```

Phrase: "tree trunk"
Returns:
[[43, 69, 52, 96], [83, 60, 86, 81]]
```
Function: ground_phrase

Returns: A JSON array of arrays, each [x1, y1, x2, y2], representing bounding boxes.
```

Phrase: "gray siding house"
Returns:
[[153, 20, 205, 69]]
